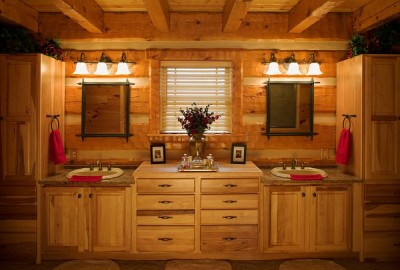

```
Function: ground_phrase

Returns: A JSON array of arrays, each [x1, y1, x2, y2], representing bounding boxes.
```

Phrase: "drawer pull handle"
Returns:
[[158, 184, 172, 188], [223, 215, 237, 219], [158, 215, 173, 219], [224, 184, 237, 188], [223, 237, 237, 241], [394, 216, 400, 219], [158, 237, 173, 241], [158, 200, 173, 204], [394, 192, 400, 196], [393, 243, 400, 247], [223, 200, 237, 204]]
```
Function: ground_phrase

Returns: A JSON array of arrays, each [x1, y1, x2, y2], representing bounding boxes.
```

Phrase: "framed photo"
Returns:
[[231, 143, 246, 164], [150, 144, 166, 164]]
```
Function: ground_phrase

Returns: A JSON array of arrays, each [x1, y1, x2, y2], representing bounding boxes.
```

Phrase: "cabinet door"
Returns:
[[42, 187, 85, 251], [365, 56, 400, 180], [309, 186, 351, 251], [264, 186, 306, 251], [90, 187, 131, 252], [0, 55, 37, 182]]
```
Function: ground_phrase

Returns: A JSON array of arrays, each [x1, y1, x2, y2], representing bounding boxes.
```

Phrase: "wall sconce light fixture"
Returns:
[[262, 53, 282, 75], [306, 53, 323, 76], [73, 52, 136, 75], [261, 52, 323, 76]]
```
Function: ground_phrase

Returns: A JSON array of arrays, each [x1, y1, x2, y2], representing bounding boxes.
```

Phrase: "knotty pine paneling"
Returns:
[[64, 48, 343, 165]]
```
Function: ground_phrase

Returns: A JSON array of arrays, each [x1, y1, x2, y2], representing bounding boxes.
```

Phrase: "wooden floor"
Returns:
[[1, 259, 400, 270]]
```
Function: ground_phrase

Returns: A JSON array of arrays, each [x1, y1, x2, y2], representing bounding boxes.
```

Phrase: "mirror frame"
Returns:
[[78, 79, 134, 141], [266, 80, 317, 140]]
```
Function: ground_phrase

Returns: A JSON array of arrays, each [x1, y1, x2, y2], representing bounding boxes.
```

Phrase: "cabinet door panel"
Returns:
[[265, 186, 306, 251], [91, 187, 131, 252], [309, 186, 350, 251], [43, 187, 84, 250]]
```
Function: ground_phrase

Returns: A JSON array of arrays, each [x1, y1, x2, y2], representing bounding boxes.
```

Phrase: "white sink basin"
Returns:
[[271, 167, 328, 179], [66, 167, 124, 180]]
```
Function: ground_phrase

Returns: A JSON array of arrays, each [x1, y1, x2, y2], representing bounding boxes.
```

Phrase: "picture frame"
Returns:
[[150, 143, 166, 164], [231, 143, 246, 164]]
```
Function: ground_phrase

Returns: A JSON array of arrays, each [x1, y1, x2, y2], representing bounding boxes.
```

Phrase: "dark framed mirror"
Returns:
[[266, 80, 317, 140], [78, 80, 134, 141]]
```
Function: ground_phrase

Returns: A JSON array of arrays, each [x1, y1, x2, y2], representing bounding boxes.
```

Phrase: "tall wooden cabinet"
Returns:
[[336, 54, 400, 180], [337, 54, 400, 261], [0, 54, 65, 261]]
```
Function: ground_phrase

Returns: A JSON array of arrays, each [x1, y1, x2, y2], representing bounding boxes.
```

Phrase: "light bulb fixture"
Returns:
[[306, 53, 323, 76], [262, 53, 282, 75], [73, 53, 90, 75], [94, 52, 111, 75], [115, 52, 136, 75], [284, 53, 302, 75]]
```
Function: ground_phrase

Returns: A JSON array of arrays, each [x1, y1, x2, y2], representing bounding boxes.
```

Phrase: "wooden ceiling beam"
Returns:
[[0, 0, 38, 32], [288, 0, 345, 33], [222, 0, 252, 33], [143, 0, 170, 32], [52, 0, 104, 33], [353, 0, 400, 33]]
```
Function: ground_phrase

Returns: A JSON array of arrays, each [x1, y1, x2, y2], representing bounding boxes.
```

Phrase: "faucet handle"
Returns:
[[86, 162, 94, 170], [279, 161, 286, 170], [301, 162, 309, 169], [107, 162, 116, 171]]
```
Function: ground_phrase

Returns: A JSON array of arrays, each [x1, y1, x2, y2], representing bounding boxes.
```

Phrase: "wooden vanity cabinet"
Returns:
[[42, 186, 131, 255], [264, 185, 351, 252]]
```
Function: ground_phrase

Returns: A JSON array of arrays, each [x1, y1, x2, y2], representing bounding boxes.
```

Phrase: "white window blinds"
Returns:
[[160, 61, 232, 134]]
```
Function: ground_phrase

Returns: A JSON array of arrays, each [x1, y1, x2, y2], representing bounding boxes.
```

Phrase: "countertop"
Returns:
[[39, 163, 361, 186]]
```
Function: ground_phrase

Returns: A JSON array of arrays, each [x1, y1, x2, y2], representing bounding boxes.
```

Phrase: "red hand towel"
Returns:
[[336, 128, 352, 165], [290, 174, 323, 180], [69, 175, 102, 182], [49, 129, 67, 165]]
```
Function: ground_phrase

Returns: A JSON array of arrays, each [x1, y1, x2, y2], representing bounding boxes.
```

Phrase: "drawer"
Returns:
[[201, 178, 259, 194], [201, 225, 258, 251], [365, 184, 400, 203], [137, 226, 194, 252], [136, 178, 195, 193], [201, 194, 258, 209], [364, 204, 400, 231], [137, 195, 194, 210], [136, 210, 195, 225], [201, 209, 258, 225], [364, 231, 400, 260]]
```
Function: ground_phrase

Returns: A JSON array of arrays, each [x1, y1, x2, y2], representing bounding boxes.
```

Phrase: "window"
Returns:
[[160, 61, 232, 134]]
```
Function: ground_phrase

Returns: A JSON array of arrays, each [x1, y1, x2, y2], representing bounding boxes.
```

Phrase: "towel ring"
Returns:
[[47, 115, 60, 131], [342, 116, 351, 130]]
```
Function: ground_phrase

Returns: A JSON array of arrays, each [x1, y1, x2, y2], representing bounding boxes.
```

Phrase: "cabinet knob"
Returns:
[[158, 237, 173, 241], [301, 192, 306, 197], [158, 200, 172, 204], [312, 193, 317, 197], [223, 200, 237, 204], [222, 237, 237, 241], [222, 215, 237, 219], [158, 215, 173, 220], [393, 243, 400, 247], [224, 184, 237, 188], [88, 194, 93, 199], [158, 184, 172, 188], [77, 194, 82, 199]]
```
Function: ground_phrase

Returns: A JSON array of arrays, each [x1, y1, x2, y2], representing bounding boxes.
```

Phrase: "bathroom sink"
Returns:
[[66, 167, 124, 180], [270, 167, 328, 179]]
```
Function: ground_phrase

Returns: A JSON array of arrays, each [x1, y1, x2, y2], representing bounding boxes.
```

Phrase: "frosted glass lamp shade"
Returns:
[[94, 62, 110, 75], [307, 62, 323, 75], [115, 62, 131, 75], [286, 62, 301, 75], [265, 62, 282, 75], [73, 62, 90, 75]]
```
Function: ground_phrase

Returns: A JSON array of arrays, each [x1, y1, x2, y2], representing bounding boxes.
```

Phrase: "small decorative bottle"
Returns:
[[191, 151, 204, 169], [181, 154, 189, 169], [207, 153, 214, 168]]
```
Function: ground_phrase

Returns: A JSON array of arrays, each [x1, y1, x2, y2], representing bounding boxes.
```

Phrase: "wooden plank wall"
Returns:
[[64, 48, 346, 166]]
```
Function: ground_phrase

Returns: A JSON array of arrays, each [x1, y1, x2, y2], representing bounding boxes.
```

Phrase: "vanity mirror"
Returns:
[[79, 80, 134, 141], [266, 80, 317, 140]]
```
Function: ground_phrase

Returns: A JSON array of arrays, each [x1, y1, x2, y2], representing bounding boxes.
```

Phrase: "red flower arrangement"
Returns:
[[177, 103, 221, 139]]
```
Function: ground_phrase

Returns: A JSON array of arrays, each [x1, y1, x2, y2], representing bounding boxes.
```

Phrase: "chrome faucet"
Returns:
[[291, 159, 297, 169], [97, 160, 102, 170]]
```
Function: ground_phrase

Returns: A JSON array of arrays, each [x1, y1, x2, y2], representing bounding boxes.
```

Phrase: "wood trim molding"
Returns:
[[0, 0, 38, 33]]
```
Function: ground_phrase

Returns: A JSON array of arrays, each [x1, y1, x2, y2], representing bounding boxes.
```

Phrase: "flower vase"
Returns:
[[189, 136, 206, 158]]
